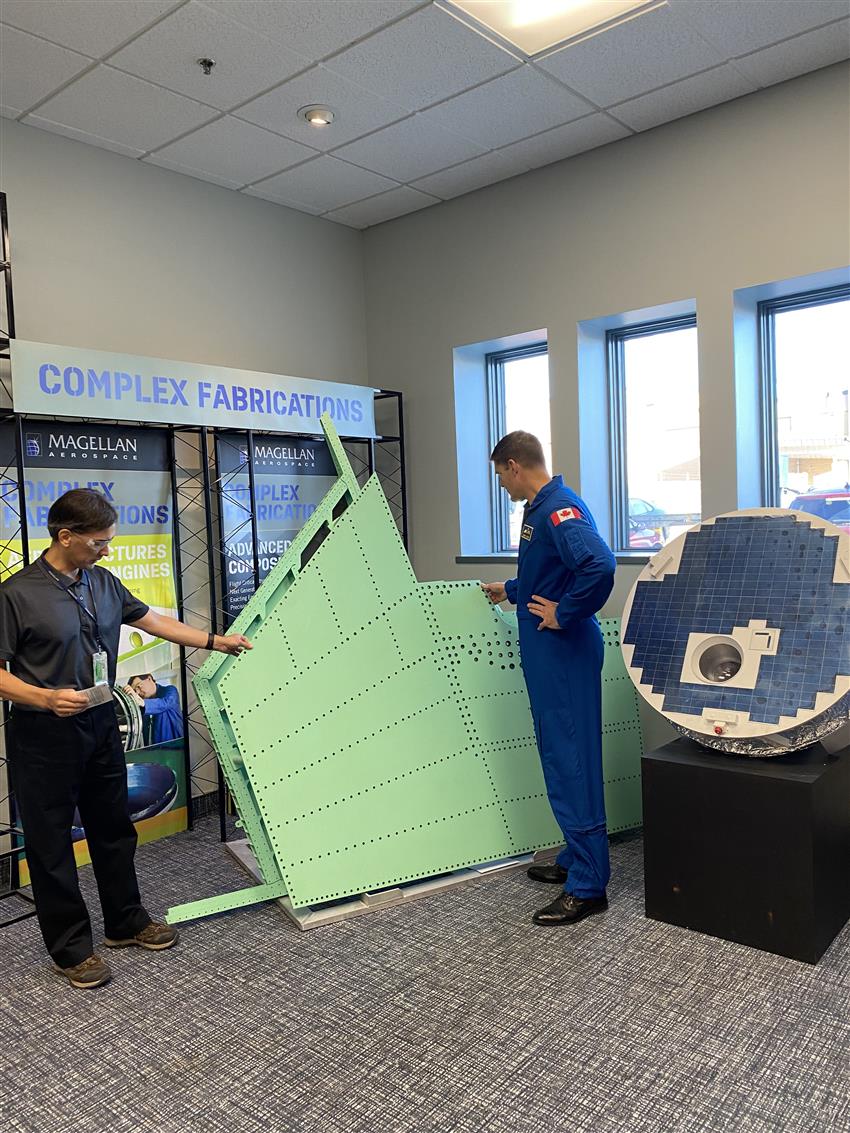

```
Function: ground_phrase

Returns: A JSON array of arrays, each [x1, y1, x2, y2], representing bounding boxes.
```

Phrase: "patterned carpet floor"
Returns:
[[2, 818, 848, 1133]]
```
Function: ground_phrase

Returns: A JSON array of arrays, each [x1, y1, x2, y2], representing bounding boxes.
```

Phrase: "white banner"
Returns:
[[10, 339, 377, 438]]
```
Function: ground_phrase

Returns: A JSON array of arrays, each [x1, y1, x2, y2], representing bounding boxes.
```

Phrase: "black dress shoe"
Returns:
[[532, 892, 608, 926], [526, 863, 569, 885]]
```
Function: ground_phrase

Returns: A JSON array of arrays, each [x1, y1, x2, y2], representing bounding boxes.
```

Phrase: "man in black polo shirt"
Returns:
[[0, 489, 251, 989]]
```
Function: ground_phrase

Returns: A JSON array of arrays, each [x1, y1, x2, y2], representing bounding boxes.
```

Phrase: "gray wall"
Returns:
[[0, 118, 368, 383], [361, 63, 850, 620]]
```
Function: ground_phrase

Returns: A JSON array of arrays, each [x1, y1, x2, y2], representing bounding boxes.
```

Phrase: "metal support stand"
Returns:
[[223, 837, 554, 930]]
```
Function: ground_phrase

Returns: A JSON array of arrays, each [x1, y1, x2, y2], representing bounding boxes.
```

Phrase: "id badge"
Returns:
[[92, 650, 108, 686]]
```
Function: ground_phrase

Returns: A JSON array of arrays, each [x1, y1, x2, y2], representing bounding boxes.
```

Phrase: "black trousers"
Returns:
[[8, 703, 150, 967]]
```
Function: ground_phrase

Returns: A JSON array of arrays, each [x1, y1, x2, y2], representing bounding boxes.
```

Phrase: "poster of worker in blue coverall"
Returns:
[[482, 430, 616, 927], [125, 674, 184, 745]]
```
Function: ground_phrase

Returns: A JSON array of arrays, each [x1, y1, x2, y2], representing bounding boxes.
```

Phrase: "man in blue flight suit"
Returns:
[[483, 431, 616, 926]]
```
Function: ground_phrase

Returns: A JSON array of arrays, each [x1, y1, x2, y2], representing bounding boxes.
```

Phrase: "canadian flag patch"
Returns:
[[551, 507, 582, 525]]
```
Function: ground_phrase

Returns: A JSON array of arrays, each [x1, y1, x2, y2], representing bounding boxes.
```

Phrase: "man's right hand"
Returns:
[[43, 688, 89, 717], [481, 582, 507, 604]]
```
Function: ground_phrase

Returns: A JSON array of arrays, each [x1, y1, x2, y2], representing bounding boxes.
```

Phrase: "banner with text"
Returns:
[[0, 421, 188, 877], [216, 433, 338, 620], [11, 339, 377, 438]]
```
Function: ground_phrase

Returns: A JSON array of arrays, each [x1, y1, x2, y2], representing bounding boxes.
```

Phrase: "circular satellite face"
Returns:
[[621, 509, 850, 755]]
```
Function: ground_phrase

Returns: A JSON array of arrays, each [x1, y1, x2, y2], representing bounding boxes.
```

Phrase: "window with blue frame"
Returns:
[[607, 317, 701, 553], [759, 285, 850, 529], [487, 344, 550, 552]]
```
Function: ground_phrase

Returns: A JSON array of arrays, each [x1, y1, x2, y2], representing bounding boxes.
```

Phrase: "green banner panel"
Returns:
[[173, 416, 642, 922]]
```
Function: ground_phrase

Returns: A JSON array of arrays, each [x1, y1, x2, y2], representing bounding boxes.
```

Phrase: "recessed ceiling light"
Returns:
[[445, 0, 663, 57], [298, 105, 335, 127]]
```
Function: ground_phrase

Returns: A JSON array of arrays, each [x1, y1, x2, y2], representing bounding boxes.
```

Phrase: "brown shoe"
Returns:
[[104, 921, 180, 951], [52, 953, 112, 989]]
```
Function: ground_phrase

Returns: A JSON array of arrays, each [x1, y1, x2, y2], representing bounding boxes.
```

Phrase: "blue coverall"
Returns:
[[142, 683, 183, 746], [504, 476, 616, 899]]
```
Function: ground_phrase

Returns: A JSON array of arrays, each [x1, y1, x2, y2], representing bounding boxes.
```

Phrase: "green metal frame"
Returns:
[[167, 416, 642, 923]]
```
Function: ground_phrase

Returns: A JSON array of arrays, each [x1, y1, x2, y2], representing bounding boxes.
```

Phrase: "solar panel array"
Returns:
[[623, 512, 849, 737]]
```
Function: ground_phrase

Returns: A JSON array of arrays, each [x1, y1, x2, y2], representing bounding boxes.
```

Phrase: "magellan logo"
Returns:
[[46, 433, 139, 462], [25, 433, 41, 457], [253, 444, 317, 468]]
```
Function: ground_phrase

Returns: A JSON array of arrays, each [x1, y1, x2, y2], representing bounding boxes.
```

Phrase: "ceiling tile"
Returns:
[[496, 113, 632, 169], [333, 114, 487, 182], [325, 185, 439, 228], [411, 150, 531, 199], [421, 64, 595, 150], [670, 0, 850, 58], [23, 65, 217, 153], [537, 4, 726, 106], [145, 115, 318, 186], [142, 162, 244, 190], [732, 20, 850, 88], [610, 63, 758, 131], [108, 0, 309, 111], [204, 0, 423, 64], [19, 118, 146, 158], [241, 186, 325, 215], [0, 0, 181, 57], [0, 25, 93, 117], [324, 3, 520, 113], [246, 155, 398, 212], [234, 65, 406, 151]]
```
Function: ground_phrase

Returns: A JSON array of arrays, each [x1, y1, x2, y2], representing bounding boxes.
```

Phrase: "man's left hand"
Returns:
[[527, 595, 561, 631], [216, 633, 253, 655]]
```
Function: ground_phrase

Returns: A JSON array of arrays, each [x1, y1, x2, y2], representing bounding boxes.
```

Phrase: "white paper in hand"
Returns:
[[80, 684, 114, 709]]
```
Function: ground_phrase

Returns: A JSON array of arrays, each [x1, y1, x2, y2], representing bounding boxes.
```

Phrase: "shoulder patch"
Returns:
[[550, 507, 582, 525]]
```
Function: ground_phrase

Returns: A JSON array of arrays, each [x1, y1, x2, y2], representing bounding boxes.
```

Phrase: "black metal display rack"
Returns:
[[0, 191, 37, 926]]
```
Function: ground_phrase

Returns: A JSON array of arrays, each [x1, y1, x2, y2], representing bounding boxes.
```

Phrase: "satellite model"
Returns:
[[621, 509, 849, 756]]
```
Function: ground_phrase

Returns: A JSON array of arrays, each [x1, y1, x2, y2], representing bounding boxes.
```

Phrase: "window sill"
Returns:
[[458, 552, 651, 566], [615, 552, 652, 566], [456, 554, 517, 565]]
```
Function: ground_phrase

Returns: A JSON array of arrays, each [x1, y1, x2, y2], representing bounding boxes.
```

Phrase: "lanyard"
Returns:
[[38, 557, 105, 651]]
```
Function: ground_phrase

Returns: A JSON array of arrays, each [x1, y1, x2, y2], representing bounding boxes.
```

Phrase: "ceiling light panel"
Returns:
[[446, 0, 662, 56]]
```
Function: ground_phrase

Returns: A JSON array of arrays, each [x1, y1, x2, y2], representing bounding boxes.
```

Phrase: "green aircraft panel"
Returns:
[[167, 416, 642, 924]]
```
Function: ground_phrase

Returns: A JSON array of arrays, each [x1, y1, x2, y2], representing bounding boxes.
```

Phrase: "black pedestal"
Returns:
[[642, 738, 850, 963]]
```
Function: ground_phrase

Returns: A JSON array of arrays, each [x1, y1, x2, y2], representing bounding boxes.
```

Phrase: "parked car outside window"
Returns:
[[628, 522, 663, 551], [628, 498, 665, 550], [789, 488, 850, 534]]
